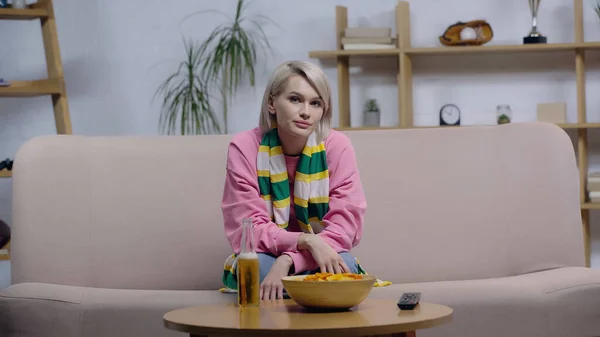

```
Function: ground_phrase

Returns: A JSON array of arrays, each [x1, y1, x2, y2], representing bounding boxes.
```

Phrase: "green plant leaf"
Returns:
[[153, 37, 221, 135], [155, 0, 277, 134]]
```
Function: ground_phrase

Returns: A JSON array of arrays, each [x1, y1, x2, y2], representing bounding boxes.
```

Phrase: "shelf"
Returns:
[[0, 79, 63, 97], [0, 171, 11, 178], [336, 123, 600, 132], [309, 42, 600, 59], [581, 203, 600, 210], [336, 126, 404, 131], [0, 7, 48, 20], [404, 42, 600, 56], [337, 125, 464, 131], [308, 49, 401, 58], [558, 123, 600, 129]]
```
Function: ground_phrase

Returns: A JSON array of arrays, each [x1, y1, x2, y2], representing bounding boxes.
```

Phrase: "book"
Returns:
[[343, 43, 396, 50], [589, 191, 600, 202], [587, 181, 600, 191], [345, 27, 391, 38], [341, 37, 395, 44], [588, 172, 600, 191]]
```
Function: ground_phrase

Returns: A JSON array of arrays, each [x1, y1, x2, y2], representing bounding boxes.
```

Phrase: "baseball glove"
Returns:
[[439, 20, 493, 46]]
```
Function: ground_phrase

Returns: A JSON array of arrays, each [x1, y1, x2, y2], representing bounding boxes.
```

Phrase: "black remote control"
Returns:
[[397, 292, 421, 310]]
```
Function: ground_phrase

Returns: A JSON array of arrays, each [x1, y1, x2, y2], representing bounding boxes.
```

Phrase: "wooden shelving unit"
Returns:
[[0, 79, 63, 97], [0, 0, 72, 135], [336, 123, 600, 131], [582, 203, 600, 210], [309, 49, 401, 58], [405, 42, 600, 55], [310, 0, 596, 267], [0, 7, 48, 20], [0, 0, 72, 260], [309, 42, 600, 58]]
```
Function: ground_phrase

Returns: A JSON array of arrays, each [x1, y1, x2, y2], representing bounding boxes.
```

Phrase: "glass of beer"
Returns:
[[237, 218, 259, 307]]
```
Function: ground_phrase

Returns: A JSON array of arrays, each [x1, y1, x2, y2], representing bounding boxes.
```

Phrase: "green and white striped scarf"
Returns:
[[257, 127, 330, 233], [221, 128, 329, 290]]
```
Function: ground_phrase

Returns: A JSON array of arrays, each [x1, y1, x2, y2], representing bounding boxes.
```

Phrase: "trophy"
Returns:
[[524, 0, 547, 44]]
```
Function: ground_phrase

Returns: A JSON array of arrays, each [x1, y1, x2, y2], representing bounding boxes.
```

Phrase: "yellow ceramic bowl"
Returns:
[[281, 274, 376, 310]]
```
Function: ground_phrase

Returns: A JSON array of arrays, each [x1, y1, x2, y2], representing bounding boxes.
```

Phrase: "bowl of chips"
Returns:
[[281, 272, 376, 310]]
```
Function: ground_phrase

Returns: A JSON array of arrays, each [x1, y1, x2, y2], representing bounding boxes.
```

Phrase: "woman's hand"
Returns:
[[260, 255, 292, 300], [301, 234, 350, 274]]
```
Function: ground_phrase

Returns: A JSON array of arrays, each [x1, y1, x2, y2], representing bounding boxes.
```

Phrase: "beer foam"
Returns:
[[237, 252, 258, 260]]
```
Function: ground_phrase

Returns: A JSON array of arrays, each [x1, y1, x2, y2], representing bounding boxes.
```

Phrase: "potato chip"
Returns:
[[303, 272, 363, 281]]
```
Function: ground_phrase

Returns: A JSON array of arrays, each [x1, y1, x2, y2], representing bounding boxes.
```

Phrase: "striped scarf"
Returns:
[[257, 127, 329, 233]]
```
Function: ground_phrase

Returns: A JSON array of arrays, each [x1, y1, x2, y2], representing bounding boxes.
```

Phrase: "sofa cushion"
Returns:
[[2, 267, 599, 337], [0, 282, 235, 337], [369, 267, 600, 337]]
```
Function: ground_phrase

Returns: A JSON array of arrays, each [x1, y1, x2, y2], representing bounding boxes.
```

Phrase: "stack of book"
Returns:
[[342, 27, 396, 50], [588, 172, 600, 203]]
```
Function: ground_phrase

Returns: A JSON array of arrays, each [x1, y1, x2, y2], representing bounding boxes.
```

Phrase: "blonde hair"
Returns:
[[259, 60, 332, 143]]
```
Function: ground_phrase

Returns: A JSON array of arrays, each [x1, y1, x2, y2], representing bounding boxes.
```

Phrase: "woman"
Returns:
[[221, 60, 367, 301]]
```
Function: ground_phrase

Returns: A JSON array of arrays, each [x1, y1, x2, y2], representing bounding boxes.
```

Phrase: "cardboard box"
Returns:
[[537, 102, 566, 123]]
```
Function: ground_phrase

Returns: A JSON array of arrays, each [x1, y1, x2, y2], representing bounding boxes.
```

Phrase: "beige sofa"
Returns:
[[1, 122, 600, 337]]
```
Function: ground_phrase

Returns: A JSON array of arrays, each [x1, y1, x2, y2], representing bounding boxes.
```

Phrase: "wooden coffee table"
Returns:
[[163, 298, 452, 337]]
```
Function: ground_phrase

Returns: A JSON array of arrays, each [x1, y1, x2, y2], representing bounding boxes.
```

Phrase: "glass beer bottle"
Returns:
[[237, 218, 260, 307]]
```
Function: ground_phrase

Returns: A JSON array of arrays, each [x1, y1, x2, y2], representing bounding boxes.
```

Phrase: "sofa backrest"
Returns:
[[9, 122, 584, 290]]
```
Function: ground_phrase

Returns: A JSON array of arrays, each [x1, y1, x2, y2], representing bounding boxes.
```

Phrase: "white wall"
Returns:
[[1, 0, 600, 286]]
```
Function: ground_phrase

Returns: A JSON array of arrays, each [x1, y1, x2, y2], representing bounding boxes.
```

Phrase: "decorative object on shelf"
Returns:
[[537, 102, 566, 123], [154, 0, 277, 135], [0, 0, 7, 8], [460, 27, 477, 40], [588, 172, 600, 203], [439, 20, 493, 46], [524, 0, 547, 44], [363, 99, 381, 127], [342, 27, 396, 50], [496, 105, 512, 124], [440, 104, 460, 126], [0, 78, 11, 87], [0, 158, 13, 171], [11, 0, 26, 9], [0, 219, 9, 250]]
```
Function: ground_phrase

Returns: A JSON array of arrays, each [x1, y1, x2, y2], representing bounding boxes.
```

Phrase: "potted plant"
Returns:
[[496, 104, 512, 124], [154, 0, 277, 135], [363, 99, 381, 127]]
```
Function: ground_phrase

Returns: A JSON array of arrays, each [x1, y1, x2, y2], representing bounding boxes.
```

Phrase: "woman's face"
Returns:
[[269, 75, 324, 140]]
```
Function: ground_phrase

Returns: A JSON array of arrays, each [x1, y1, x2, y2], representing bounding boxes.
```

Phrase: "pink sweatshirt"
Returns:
[[221, 127, 367, 273]]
